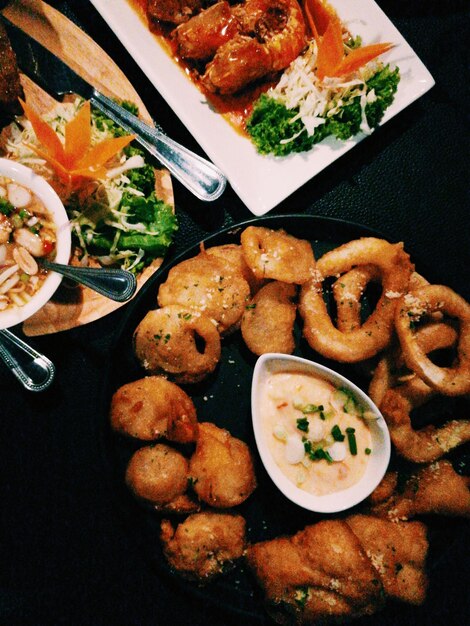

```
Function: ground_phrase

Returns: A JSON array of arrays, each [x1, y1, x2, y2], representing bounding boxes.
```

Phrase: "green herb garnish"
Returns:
[[331, 425, 345, 442], [346, 427, 357, 455]]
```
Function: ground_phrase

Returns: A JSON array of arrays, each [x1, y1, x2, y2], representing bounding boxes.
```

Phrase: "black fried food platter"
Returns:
[[99, 215, 470, 625]]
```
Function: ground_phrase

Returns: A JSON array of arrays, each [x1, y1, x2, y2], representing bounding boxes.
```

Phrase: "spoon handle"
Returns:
[[42, 260, 137, 302], [0, 329, 55, 392], [91, 91, 227, 202]]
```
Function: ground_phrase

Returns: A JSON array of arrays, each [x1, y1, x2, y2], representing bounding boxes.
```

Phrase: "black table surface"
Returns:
[[1, 1, 469, 624]]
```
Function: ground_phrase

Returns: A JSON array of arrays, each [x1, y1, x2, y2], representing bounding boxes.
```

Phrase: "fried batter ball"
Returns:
[[134, 305, 221, 384], [367, 461, 470, 521], [346, 515, 428, 606], [160, 511, 246, 580], [246, 519, 384, 625], [126, 444, 199, 514], [110, 376, 198, 442], [300, 238, 413, 362], [189, 422, 257, 508], [241, 226, 316, 284], [241, 281, 297, 355], [205, 243, 265, 294], [157, 251, 251, 334]]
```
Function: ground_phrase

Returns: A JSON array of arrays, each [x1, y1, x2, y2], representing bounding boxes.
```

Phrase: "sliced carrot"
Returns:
[[315, 16, 343, 79], [20, 99, 65, 162], [64, 100, 92, 167], [303, 0, 339, 39], [334, 42, 394, 76], [75, 134, 135, 170]]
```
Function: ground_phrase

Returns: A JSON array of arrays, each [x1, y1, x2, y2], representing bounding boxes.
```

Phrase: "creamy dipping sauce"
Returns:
[[260, 371, 372, 496]]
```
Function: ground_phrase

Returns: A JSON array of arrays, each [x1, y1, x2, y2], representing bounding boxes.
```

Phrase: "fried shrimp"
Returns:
[[300, 238, 413, 362], [189, 422, 257, 507], [160, 511, 246, 580], [157, 251, 251, 335], [126, 444, 199, 514], [395, 285, 470, 396], [110, 376, 198, 442], [241, 226, 315, 284], [241, 280, 297, 355], [203, 0, 306, 94], [367, 461, 470, 521], [174, 1, 239, 60], [346, 515, 428, 606], [133, 305, 221, 384], [380, 388, 470, 463]]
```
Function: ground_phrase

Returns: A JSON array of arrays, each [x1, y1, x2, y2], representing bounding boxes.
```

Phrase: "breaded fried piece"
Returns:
[[368, 461, 470, 521], [205, 243, 264, 294], [157, 252, 250, 335], [241, 226, 316, 284], [160, 511, 246, 580], [241, 281, 297, 355], [134, 305, 221, 384], [110, 376, 198, 442], [346, 514, 428, 606], [189, 422, 256, 508], [126, 444, 199, 513], [246, 520, 384, 625]]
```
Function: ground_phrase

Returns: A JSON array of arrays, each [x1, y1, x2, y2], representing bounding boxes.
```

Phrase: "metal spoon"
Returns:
[[39, 259, 137, 302], [0, 328, 55, 392]]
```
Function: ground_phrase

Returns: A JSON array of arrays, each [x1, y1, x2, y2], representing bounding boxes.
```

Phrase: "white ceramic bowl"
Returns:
[[0, 158, 71, 329], [251, 353, 391, 514]]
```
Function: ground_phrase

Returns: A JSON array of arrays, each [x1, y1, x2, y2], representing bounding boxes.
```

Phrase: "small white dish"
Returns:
[[91, 0, 434, 216], [251, 353, 390, 513], [0, 158, 71, 329]]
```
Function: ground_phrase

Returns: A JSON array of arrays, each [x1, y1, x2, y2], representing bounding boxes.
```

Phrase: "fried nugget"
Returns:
[[160, 511, 246, 580], [134, 305, 221, 384], [126, 444, 199, 513], [346, 514, 428, 605], [241, 281, 297, 355], [157, 252, 250, 334], [189, 422, 257, 508], [241, 226, 316, 284], [110, 376, 198, 442], [368, 461, 470, 521], [246, 520, 384, 625]]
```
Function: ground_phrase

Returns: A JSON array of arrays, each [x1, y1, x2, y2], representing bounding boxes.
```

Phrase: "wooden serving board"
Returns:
[[1, 0, 174, 336]]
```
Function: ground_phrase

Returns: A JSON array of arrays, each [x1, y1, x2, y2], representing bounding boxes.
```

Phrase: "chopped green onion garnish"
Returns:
[[331, 425, 345, 442], [296, 417, 309, 432], [365, 448, 372, 455], [346, 427, 357, 455]]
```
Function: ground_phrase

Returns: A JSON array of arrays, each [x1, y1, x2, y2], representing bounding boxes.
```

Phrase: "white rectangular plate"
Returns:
[[90, 0, 434, 215]]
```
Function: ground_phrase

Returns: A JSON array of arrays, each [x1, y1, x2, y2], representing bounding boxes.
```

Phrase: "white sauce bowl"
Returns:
[[0, 158, 71, 329], [251, 353, 391, 514]]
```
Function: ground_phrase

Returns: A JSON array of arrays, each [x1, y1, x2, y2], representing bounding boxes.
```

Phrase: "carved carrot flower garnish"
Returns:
[[303, 0, 394, 80], [20, 99, 135, 186]]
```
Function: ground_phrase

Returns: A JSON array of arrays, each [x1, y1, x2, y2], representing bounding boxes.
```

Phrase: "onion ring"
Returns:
[[333, 264, 380, 332], [369, 322, 458, 407], [300, 238, 413, 362], [380, 388, 470, 463], [395, 285, 470, 396]]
